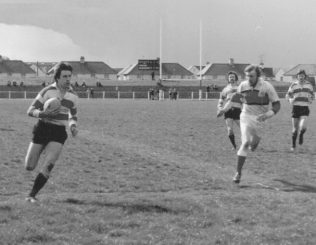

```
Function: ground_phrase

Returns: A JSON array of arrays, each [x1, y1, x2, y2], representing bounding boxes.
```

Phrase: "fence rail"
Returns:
[[0, 91, 289, 100]]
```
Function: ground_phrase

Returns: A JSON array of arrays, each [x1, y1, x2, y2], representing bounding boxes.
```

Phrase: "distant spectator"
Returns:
[[74, 81, 79, 87], [20, 81, 24, 87], [206, 85, 211, 93], [168, 88, 172, 100], [13, 81, 17, 87], [7, 81, 11, 87], [172, 88, 178, 100], [90, 88, 94, 98], [149, 88, 154, 100], [151, 71, 155, 81], [96, 81, 103, 87], [41, 81, 46, 87], [81, 82, 87, 88]]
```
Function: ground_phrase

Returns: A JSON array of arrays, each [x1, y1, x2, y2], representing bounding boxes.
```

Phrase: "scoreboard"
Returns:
[[138, 59, 160, 70]]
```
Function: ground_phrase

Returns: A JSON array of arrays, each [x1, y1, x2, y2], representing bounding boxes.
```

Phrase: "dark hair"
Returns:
[[227, 71, 238, 81], [244, 65, 262, 77], [296, 69, 306, 77], [54, 62, 73, 81]]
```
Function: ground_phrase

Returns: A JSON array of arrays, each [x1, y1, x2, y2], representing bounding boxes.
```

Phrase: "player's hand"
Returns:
[[288, 98, 294, 104], [70, 125, 78, 137], [39, 108, 60, 118], [257, 113, 268, 122], [257, 110, 274, 122], [217, 109, 225, 118]]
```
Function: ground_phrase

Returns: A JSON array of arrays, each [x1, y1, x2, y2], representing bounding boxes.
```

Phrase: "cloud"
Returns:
[[0, 23, 85, 61]]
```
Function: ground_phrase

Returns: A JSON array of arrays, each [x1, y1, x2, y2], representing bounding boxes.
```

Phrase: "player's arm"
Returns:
[[309, 85, 315, 102], [27, 92, 59, 118], [285, 83, 295, 103], [257, 84, 281, 122], [68, 96, 78, 137], [217, 90, 226, 110]]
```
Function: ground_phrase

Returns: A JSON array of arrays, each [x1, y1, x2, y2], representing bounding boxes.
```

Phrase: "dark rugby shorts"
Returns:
[[292, 105, 310, 118], [32, 120, 68, 145], [224, 107, 241, 120]]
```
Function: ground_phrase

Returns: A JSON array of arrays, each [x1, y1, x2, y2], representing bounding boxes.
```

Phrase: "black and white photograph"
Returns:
[[0, 0, 316, 244]]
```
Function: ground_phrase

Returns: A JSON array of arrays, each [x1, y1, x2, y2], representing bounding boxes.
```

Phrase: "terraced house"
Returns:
[[118, 62, 194, 80], [48, 56, 117, 80], [200, 58, 274, 82], [0, 55, 35, 80]]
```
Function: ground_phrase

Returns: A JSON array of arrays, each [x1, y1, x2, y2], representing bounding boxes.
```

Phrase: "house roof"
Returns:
[[284, 64, 316, 76], [123, 63, 193, 76], [0, 60, 36, 74], [27, 62, 56, 74], [201, 63, 275, 78], [188, 65, 205, 70], [48, 61, 117, 75], [202, 63, 249, 76], [113, 68, 123, 74]]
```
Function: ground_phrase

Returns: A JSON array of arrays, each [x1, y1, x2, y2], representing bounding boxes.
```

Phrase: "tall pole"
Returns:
[[199, 20, 202, 88], [160, 18, 162, 81]]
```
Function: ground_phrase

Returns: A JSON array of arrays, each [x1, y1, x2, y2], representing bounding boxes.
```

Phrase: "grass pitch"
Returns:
[[0, 99, 316, 245]]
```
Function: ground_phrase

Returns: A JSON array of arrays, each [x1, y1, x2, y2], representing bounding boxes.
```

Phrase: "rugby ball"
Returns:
[[43, 98, 61, 112]]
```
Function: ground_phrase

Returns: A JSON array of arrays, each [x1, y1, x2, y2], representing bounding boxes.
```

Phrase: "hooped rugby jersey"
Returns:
[[237, 78, 279, 116], [30, 82, 78, 127], [218, 84, 242, 110], [286, 80, 314, 106]]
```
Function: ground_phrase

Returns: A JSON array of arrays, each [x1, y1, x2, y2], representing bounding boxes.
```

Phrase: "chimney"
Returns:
[[229, 58, 234, 66], [80, 56, 85, 64]]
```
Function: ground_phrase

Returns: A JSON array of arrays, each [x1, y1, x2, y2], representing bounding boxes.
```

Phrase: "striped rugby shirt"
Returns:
[[218, 84, 242, 110], [237, 78, 279, 116], [29, 82, 78, 127], [286, 80, 314, 106]]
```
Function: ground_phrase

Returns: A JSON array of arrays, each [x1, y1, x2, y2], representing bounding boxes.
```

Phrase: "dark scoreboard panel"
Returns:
[[138, 59, 160, 70]]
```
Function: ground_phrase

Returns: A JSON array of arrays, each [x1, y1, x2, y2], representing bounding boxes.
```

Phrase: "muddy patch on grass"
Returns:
[[61, 198, 189, 215]]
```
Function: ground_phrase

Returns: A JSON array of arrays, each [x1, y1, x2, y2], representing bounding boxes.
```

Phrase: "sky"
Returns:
[[0, 0, 316, 68]]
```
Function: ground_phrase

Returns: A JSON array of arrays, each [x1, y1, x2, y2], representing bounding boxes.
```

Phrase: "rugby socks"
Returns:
[[299, 128, 306, 145], [228, 134, 237, 149], [29, 173, 48, 198], [292, 130, 298, 148], [236, 156, 246, 175]]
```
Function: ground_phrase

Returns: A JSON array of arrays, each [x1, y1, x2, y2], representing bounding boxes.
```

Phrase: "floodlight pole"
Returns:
[[159, 18, 162, 82], [199, 20, 202, 88]]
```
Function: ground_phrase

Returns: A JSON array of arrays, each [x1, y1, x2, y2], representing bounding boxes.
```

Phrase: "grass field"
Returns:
[[0, 99, 316, 245]]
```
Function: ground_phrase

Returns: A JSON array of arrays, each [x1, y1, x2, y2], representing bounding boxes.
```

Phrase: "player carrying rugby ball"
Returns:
[[24, 62, 79, 202]]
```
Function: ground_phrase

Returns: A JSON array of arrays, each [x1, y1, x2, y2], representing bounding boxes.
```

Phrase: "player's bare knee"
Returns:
[[227, 128, 234, 136], [25, 158, 36, 171], [42, 162, 55, 177], [47, 162, 55, 172], [243, 140, 251, 147]]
